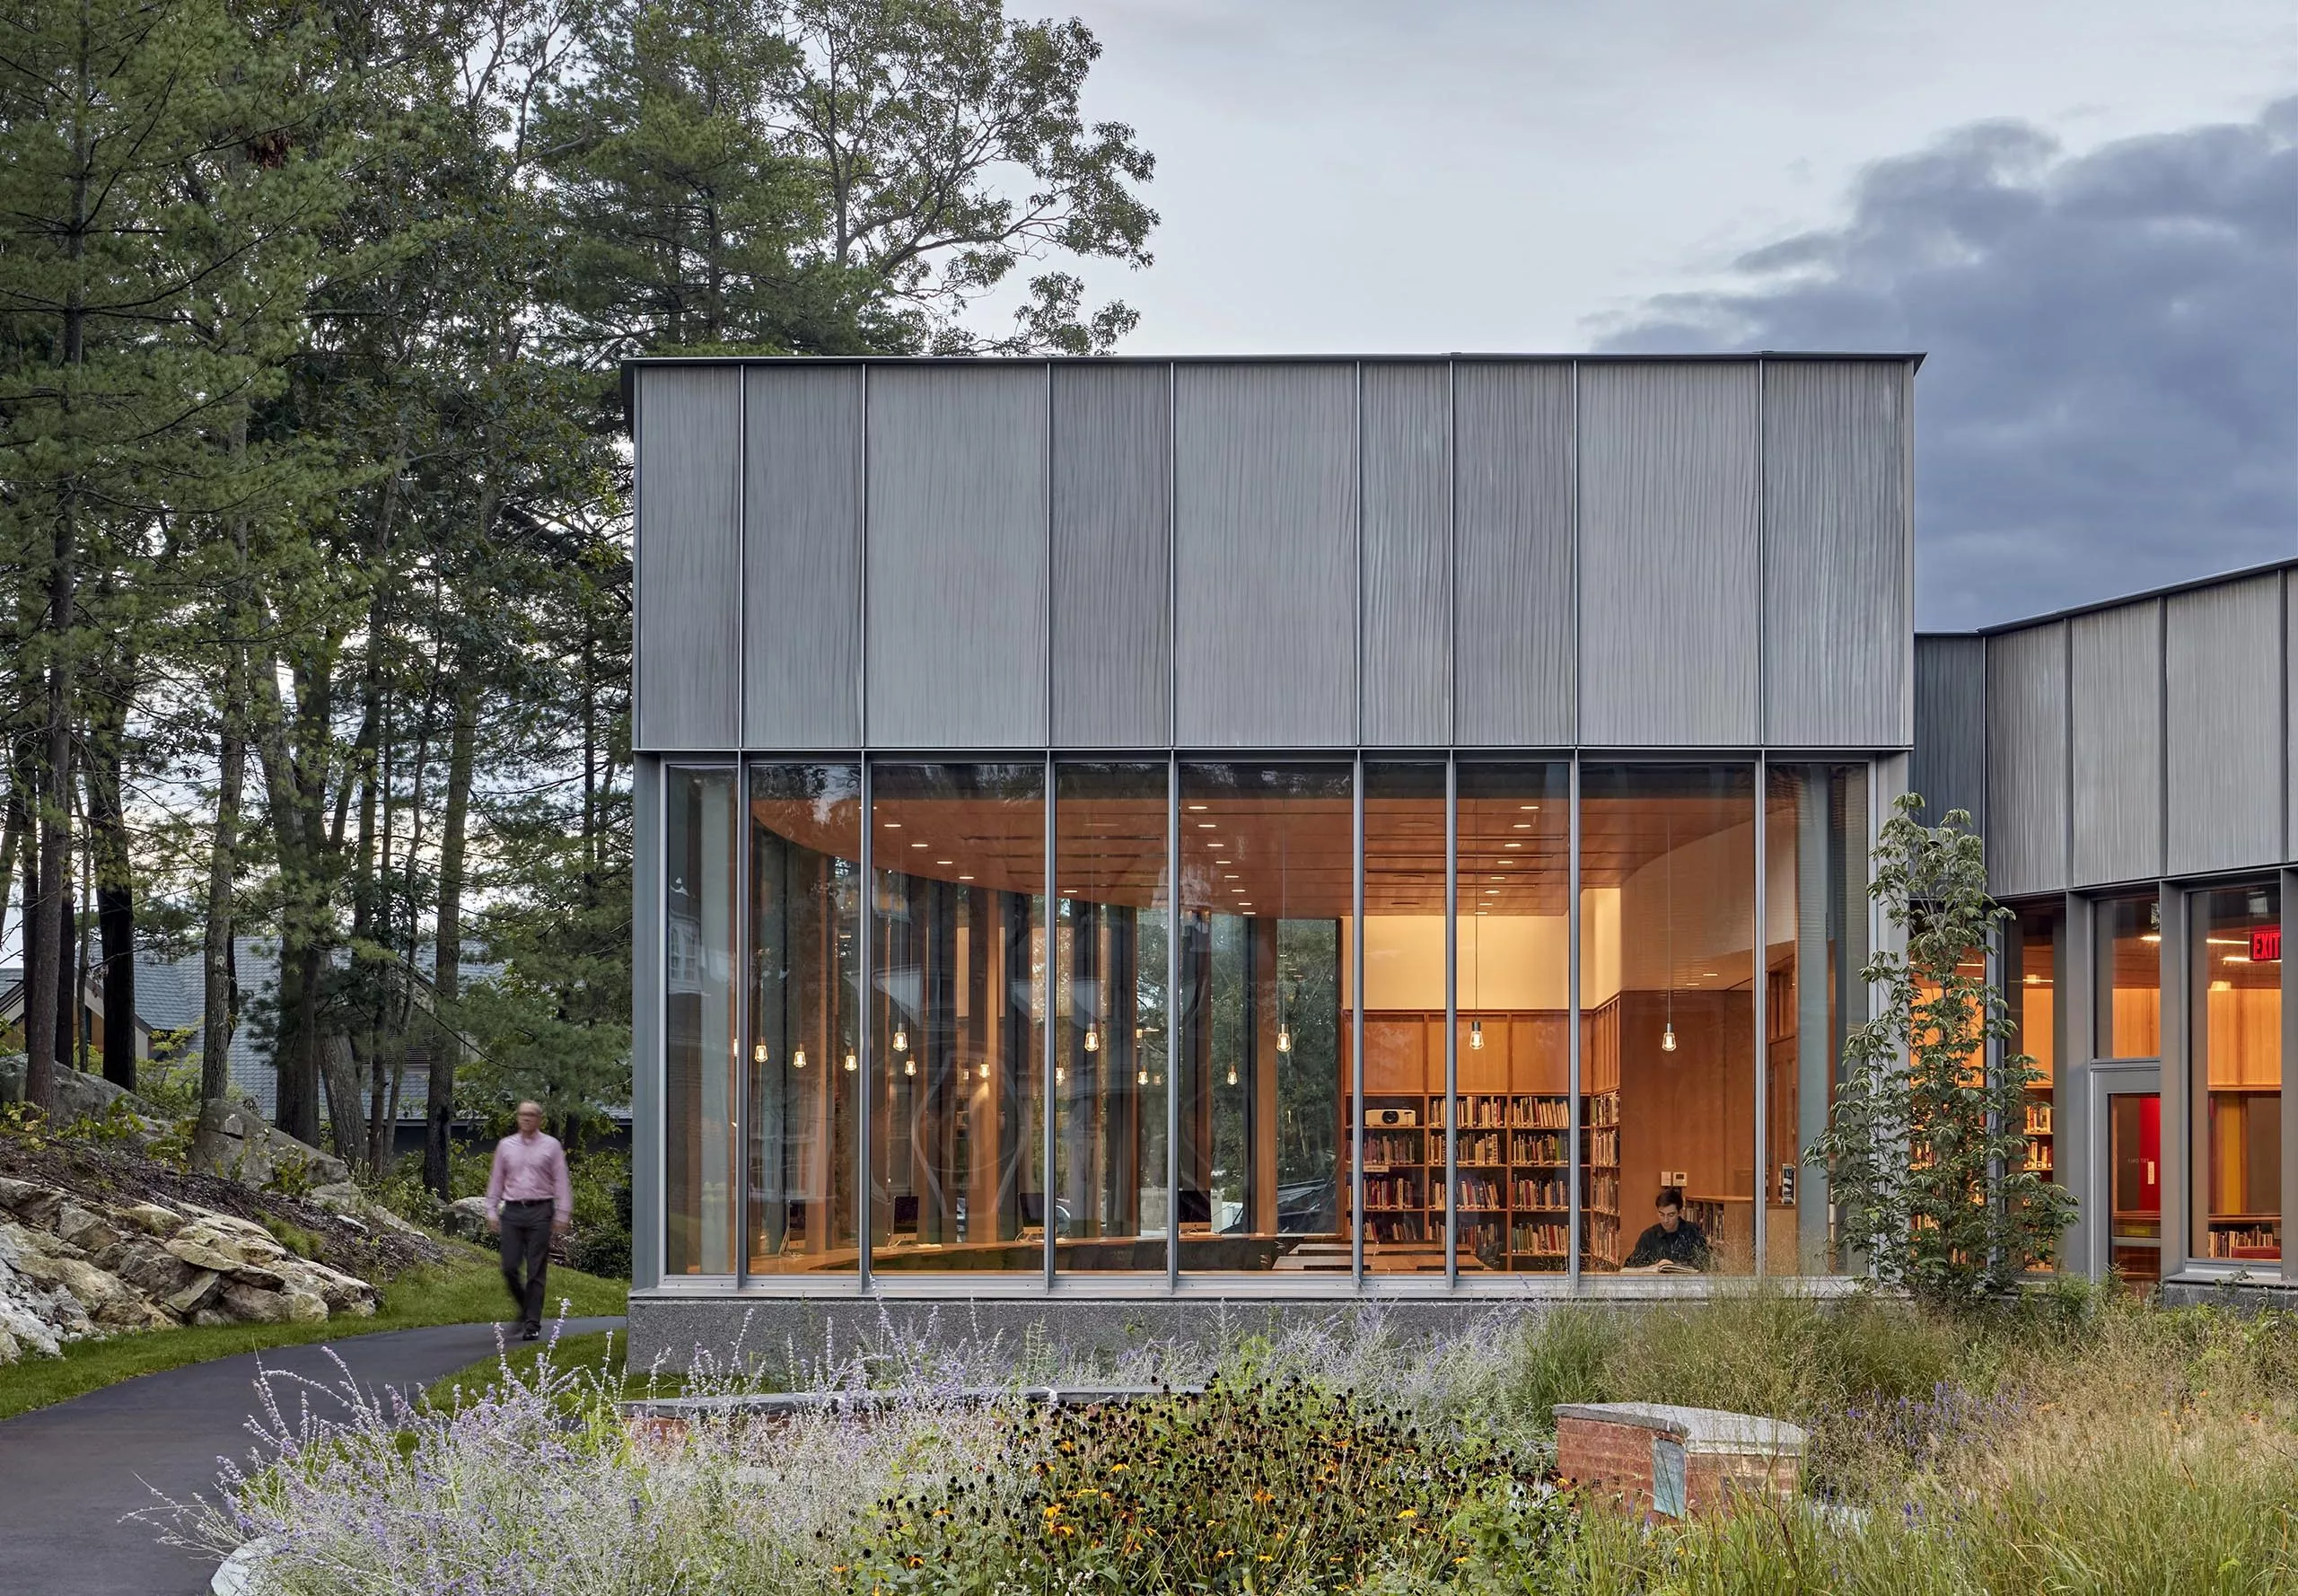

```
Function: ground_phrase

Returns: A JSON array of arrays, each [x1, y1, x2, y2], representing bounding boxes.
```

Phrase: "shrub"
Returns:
[[857, 1377, 1558, 1593]]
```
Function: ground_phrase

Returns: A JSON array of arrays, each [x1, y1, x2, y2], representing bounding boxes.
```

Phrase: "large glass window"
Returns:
[[1454, 764, 1572, 1275], [1353, 763, 1448, 1275], [1764, 765, 1871, 1275], [2193, 882, 2280, 1263], [2006, 900, 2064, 1188], [867, 764, 1046, 1272], [665, 766, 739, 1276], [1580, 766, 1757, 1275], [1178, 764, 1350, 1271], [2095, 893, 2162, 1059], [1054, 763, 1171, 1273], [746, 764, 862, 1275]]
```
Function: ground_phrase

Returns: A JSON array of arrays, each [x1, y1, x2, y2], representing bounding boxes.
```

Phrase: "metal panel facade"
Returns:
[[1454, 361, 1576, 745], [1987, 622, 2068, 898], [636, 366, 742, 750], [2069, 601, 2162, 888], [743, 364, 862, 748], [1172, 363, 1358, 747], [1359, 363, 1452, 745], [1578, 362, 1761, 746], [1910, 635, 1987, 832], [2165, 574, 2283, 875], [2288, 574, 2296, 864], [1763, 362, 1909, 745], [864, 364, 1048, 748], [1051, 363, 1172, 746]]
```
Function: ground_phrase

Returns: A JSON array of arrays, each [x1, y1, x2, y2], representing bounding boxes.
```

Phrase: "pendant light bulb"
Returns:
[[1056, 1065, 1066, 1085], [1225, 1064, 1238, 1087], [1276, 1023, 1292, 1055], [752, 1042, 769, 1065], [1136, 1066, 1149, 1086], [903, 1055, 917, 1078], [1469, 1019, 1484, 1051], [792, 1046, 807, 1071], [1662, 1023, 1678, 1055], [1083, 1024, 1100, 1054], [842, 1049, 855, 1073], [892, 1026, 908, 1055]]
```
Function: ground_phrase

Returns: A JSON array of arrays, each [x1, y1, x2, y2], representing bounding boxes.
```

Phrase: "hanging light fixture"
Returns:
[[792, 1045, 808, 1070], [843, 1048, 855, 1072], [1276, 1020, 1292, 1055], [752, 1041, 769, 1065], [1136, 1065, 1149, 1086], [1469, 914, 1485, 1049], [1660, 800, 1678, 1057], [904, 1054, 917, 1078], [1056, 1064, 1066, 1085], [892, 1024, 908, 1055], [1226, 1063, 1238, 1087], [1470, 1018, 1484, 1051], [1084, 1022, 1101, 1053]]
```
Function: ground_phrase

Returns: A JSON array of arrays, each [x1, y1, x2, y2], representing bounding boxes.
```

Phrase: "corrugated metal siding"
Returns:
[[2165, 574, 2283, 874], [1050, 363, 1172, 746], [1762, 361, 1908, 746], [743, 364, 862, 748], [2069, 601, 2162, 888], [1987, 623, 2069, 898], [2288, 572, 2296, 863], [1172, 363, 1358, 747], [1910, 635, 1987, 833], [1454, 361, 1575, 745], [636, 366, 742, 750], [864, 364, 1049, 748], [1577, 362, 1760, 746], [1359, 362, 1451, 745]]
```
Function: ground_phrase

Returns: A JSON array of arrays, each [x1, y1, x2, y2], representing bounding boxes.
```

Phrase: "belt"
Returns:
[[503, 1197, 554, 1207]]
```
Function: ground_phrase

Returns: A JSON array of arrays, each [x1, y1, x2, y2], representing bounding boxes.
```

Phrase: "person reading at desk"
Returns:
[[1623, 1187, 1710, 1273]]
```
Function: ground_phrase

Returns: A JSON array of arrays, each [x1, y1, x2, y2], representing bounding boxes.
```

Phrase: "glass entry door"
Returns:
[[2104, 1089, 2162, 1289]]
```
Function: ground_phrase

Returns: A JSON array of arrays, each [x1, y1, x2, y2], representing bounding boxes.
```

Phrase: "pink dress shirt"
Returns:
[[486, 1130, 573, 1223]]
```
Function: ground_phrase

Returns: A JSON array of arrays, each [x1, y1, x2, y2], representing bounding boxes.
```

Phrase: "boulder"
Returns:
[[55, 1203, 123, 1256], [165, 1270, 225, 1317], [189, 1101, 350, 1191], [0, 1256, 66, 1360], [99, 1238, 206, 1302], [49, 1070, 169, 1141], [279, 1258, 377, 1315], [445, 1196, 493, 1240], [164, 1237, 250, 1276], [191, 1308, 232, 1328], [218, 1283, 291, 1323], [0, 1180, 66, 1231], [282, 1288, 329, 1324], [14, 1252, 162, 1329], [115, 1203, 185, 1238]]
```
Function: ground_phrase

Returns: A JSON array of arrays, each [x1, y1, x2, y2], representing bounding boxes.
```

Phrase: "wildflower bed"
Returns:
[[164, 1285, 2298, 1595]]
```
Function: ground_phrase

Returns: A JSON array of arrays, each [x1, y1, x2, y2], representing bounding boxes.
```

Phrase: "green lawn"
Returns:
[[0, 1241, 627, 1421], [421, 1327, 629, 1410]]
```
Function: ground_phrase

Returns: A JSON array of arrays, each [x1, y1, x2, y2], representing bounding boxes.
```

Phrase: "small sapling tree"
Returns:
[[1810, 794, 2075, 1304]]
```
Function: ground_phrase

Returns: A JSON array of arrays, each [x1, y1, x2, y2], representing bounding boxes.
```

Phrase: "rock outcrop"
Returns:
[[0, 1177, 378, 1364], [189, 1099, 352, 1190]]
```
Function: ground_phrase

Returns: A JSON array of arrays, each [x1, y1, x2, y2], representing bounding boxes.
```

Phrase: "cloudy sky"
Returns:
[[1051, 0, 2298, 629]]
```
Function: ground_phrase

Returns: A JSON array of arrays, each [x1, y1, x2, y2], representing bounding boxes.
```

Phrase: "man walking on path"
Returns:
[[487, 1101, 573, 1340]]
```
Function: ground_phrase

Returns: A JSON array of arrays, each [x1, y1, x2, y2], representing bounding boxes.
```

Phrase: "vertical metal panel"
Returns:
[[1911, 636, 1987, 834], [1578, 362, 1761, 746], [1359, 363, 1452, 745], [2165, 574, 2283, 874], [636, 366, 741, 750], [630, 755, 662, 1288], [1172, 364, 1357, 747], [744, 365, 861, 749], [2069, 602, 2162, 887], [2287, 574, 2296, 864], [1986, 623, 2069, 898], [1050, 364, 1171, 746], [1455, 361, 1575, 744], [1763, 362, 1910, 746], [864, 364, 1048, 748]]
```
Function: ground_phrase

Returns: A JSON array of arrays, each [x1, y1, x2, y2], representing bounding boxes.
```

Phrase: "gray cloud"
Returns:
[[1602, 99, 2298, 630]]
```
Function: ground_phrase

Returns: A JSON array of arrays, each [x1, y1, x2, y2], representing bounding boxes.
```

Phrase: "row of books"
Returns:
[[1364, 1175, 1425, 1209], [1513, 1176, 1570, 1208], [1511, 1220, 1569, 1256], [2024, 1105, 2054, 1134], [2206, 1225, 2280, 1258]]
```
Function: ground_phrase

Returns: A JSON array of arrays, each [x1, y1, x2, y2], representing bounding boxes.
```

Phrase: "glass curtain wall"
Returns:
[[867, 764, 1046, 1272], [1763, 765, 1871, 1275], [1355, 763, 1448, 1274], [1054, 763, 1171, 1272], [1580, 766, 1758, 1275], [747, 764, 863, 1274], [1454, 764, 1572, 1274], [665, 766, 740, 1276], [1177, 764, 1350, 1271], [2192, 882, 2280, 1262], [2096, 894, 2162, 1059]]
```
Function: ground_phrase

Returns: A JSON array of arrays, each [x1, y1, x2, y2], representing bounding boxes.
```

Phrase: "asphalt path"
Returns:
[[0, 1315, 625, 1596]]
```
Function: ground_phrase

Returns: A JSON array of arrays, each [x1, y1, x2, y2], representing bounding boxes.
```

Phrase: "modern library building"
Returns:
[[622, 355, 2294, 1358]]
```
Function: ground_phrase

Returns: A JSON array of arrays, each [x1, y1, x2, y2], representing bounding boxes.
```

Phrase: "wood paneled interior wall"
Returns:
[[1616, 992, 1756, 1212], [1349, 1012, 1569, 1094]]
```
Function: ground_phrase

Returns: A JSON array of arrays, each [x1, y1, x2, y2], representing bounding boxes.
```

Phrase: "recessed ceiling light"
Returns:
[[1504, 842, 1522, 849], [1513, 822, 1531, 830], [884, 822, 901, 829], [1197, 822, 1216, 829], [1489, 875, 1504, 881], [936, 859, 953, 865], [910, 842, 927, 849], [1702, 972, 1717, 978], [1188, 803, 1208, 811], [1520, 805, 1539, 812], [958, 874, 974, 881]]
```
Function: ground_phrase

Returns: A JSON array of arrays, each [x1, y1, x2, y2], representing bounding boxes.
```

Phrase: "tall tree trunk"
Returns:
[[201, 443, 250, 1106], [425, 674, 479, 1197], [52, 863, 76, 1073], [0, 757, 24, 987], [319, 1029, 364, 1165], [90, 662, 136, 1089]]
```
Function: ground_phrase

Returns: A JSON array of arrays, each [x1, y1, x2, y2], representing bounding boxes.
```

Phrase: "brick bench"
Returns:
[[1553, 1402, 1805, 1518]]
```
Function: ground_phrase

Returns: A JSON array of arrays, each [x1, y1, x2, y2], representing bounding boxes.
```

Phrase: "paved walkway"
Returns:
[[0, 1316, 626, 1596]]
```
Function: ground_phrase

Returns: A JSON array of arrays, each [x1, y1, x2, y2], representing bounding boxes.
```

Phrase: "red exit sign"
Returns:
[[2254, 927, 2281, 962]]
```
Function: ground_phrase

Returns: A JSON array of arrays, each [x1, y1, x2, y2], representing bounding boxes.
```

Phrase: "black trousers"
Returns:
[[499, 1200, 554, 1330]]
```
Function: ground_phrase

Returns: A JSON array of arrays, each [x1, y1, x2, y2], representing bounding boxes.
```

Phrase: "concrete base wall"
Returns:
[[630, 1293, 1553, 1374], [2161, 1276, 2298, 1312]]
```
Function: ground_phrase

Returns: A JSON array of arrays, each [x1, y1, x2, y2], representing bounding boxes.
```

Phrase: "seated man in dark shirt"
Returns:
[[1623, 1187, 1711, 1272]]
